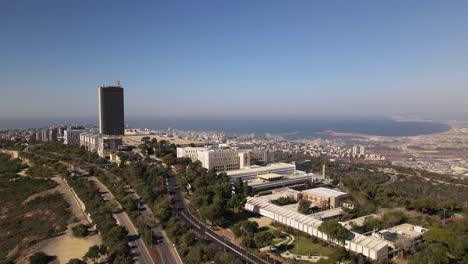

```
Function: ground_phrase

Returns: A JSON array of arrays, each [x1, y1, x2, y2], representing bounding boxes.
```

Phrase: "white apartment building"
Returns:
[[80, 132, 122, 158], [198, 149, 251, 171], [177, 147, 252, 172], [177, 147, 208, 161], [177, 146, 278, 172], [64, 129, 86, 145]]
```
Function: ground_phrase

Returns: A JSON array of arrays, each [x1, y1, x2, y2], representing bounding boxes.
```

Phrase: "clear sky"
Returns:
[[1, 0, 468, 118]]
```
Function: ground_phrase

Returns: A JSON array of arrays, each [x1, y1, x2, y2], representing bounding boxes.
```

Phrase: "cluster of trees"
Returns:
[[72, 224, 89, 237], [298, 199, 312, 214], [231, 220, 278, 249], [67, 176, 131, 263], [351, 209, 408, 233], [270, 196, 297, 206], [178, 161, 252, 226], [409, 218, 468, 264], [26, 164, 53, 177], [26, 143, 107, 165], [313, 160, 468, 218], [138, 137, 177, 158], [28, 252, 56, 264], [317, 221, 349, 245]]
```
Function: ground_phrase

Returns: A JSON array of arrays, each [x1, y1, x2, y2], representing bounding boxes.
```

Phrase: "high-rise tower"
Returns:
[[98, 83, 124, 135]]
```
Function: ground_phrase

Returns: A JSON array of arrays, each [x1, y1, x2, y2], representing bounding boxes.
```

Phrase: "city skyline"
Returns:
[[1, 0, 468, 118]]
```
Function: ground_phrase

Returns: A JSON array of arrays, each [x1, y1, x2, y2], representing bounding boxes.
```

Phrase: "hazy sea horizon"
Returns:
[[0, 116, 451, 139]]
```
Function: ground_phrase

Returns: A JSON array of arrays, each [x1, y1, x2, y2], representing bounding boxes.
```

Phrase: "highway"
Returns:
[[166, 170, 279, 264], [125, 184, 183, 264], [90, 177, 155, 264]]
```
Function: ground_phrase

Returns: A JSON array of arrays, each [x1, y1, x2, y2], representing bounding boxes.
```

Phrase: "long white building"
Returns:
[[177, 147, 251, 171], [245, 196, 389, 261], [226, 163, 296, 181]]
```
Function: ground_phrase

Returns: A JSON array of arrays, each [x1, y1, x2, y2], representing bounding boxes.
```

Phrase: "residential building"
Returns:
[[197, 149, 251, 171], [176, 147, 208, 161], [360, 146, 366, 156], [64, 126, 86, 145]]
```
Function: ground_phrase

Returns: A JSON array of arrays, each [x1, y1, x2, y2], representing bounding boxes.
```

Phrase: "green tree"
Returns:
[[241, 236, 256, 248], [72, 224, 88, 237], [298, 199, 311, 214], [66, 259, 86, 264], [214, 252, 243, 264], [234, 177, 244, 194], [29, 252, 54, 264], [231, 220, 258, 237], [84, 245, 101, 264], [408, 243, 449, 264], [185, 244, 203, 264], [318, 221, 349, 244], [253, 231, 275, 248], [180, 232, 196, 246], [153, 198, 172, 222], [227, 194, 245, 212]]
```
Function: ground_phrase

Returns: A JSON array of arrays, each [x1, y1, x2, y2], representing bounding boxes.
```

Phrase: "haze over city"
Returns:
[[1, 1, 468, 264], [1, 0, 468, 118]]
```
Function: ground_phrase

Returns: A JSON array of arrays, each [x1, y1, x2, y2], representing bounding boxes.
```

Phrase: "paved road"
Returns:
[[166, 170, 278, 264], [126, 185, 182, 264], [90, 177, 155, 264]]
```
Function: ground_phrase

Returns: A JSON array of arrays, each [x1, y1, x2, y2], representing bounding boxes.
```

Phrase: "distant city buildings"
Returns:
[[352, 145, 365, 157], [35, 127, 64, 142]]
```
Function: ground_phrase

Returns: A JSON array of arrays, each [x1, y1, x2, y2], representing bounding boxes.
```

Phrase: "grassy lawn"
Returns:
[[289, 236, 332, 257]]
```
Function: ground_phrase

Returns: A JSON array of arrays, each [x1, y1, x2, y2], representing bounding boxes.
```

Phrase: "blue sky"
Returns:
[[1, 0, 467, 118]]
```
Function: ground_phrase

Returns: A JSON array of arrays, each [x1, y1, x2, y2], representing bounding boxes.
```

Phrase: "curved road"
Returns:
[[166, 170, 279, 264]]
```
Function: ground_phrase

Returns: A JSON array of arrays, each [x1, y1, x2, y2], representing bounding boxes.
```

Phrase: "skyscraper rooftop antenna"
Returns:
[[116, 80, 121, 87]]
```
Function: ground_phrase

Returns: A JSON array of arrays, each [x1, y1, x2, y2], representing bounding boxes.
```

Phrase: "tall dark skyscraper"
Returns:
[[98, 84, 124, 135]]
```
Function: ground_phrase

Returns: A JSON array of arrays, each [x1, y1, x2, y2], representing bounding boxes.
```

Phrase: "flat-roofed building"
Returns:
[[245, 196, 389, 261], [176, 147, 208, 161], [301, 187, 349, 208], [227, 163, 296, 181], [250, 150, 275, 164], [64, 127, 87, 145], [80, 132, 122, 158], [197, 149, 251, 171], [376, 223, 427, 249], [176, 147, 252, 171]]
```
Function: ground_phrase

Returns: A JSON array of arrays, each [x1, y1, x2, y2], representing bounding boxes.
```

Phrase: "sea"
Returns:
[[0, 116, 451, 139]]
